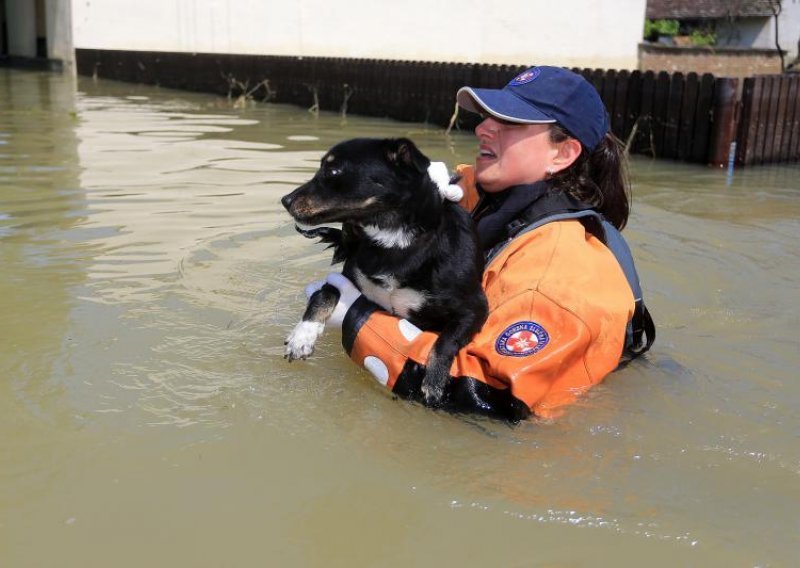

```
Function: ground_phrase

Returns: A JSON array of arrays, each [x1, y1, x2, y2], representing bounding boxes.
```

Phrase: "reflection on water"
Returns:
[[1, 68, 799, 567]]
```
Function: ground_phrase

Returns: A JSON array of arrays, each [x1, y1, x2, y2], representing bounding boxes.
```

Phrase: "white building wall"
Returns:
[[71, 0, 647, 69]]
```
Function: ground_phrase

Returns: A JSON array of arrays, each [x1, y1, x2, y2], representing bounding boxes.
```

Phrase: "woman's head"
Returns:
[[472, 118, 582, 193], [457, 66, 630, 229]]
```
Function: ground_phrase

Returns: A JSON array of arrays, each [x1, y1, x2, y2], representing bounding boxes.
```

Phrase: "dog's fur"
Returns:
[[281, 138, 488, 406]]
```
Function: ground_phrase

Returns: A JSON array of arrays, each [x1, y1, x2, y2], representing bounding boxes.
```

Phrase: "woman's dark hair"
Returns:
[[547, 125, 630, 230]]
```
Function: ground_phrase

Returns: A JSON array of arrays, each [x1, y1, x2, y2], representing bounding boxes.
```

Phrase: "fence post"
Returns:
[[691, 73, 716, 163], [790, 76, 800, 161], [708, 77, 739, 168]]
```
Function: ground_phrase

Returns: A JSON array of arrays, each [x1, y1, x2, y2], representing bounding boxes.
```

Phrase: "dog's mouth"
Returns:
[[287, 209, 338, 226], [287, 197, 381, 226], [293, 220, 327, 231]]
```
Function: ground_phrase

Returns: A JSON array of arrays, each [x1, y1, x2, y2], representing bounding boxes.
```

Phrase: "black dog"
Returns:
[[280, 137, 488, 406]]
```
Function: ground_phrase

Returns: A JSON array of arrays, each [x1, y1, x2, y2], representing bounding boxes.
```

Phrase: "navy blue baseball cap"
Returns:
[[457, 66, 610, 150]]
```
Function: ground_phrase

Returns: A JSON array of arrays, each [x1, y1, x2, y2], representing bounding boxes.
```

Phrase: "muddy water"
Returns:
[[1, 68, 798, 567]]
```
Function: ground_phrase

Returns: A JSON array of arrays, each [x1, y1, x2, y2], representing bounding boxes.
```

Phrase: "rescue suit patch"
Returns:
[[496, 321, 549, 357]]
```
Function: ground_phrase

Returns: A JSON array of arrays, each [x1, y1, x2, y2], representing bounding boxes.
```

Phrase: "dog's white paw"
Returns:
[[284, 321, 325, 361], [427, 161, 463, 202]]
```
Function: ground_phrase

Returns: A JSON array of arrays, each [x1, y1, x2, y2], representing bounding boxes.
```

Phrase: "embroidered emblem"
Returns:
[[496, 321, 549, 357], [508, 68, 541, 86]]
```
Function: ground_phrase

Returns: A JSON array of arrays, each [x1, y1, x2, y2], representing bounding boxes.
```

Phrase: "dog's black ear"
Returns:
[[385, 138, 429, 174]]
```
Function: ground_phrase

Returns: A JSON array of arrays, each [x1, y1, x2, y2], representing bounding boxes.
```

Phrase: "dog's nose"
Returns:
[[280, 193, 294, 211]]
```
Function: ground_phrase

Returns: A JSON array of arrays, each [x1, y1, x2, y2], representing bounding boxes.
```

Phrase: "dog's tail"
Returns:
[[295, 225, 350, 264]]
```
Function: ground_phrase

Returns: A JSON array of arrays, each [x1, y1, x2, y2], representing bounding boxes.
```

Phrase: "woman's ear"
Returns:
[[550, 137, 583, 173]]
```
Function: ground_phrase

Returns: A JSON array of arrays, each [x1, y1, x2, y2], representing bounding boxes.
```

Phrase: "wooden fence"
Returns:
[[75, 49, 800, 167], [736, 74, 800, 166], [578, 68, 719, 164]]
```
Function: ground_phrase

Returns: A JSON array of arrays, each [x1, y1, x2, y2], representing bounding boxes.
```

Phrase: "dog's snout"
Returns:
[[281, 192, 295, 211]]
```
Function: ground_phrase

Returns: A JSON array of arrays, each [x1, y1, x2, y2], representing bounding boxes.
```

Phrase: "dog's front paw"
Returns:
[[421, 381, 446, 408], [284, 321, 325, 361]]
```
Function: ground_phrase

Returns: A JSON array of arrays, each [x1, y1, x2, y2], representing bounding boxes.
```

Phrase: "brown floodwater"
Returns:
[[1, 68, 799, 567]]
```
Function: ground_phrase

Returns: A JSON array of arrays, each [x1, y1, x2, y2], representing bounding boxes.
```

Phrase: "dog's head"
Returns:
[[281, 138, 437, 226]]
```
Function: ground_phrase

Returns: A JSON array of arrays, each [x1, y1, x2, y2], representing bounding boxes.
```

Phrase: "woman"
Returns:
[[316, 66, 654, 421]]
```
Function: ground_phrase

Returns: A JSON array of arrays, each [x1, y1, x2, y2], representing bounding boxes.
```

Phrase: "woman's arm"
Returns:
[[339, 282, 595, 421]]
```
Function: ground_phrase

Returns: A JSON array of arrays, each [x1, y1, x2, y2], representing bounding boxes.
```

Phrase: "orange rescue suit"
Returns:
[[341, 165, 635, 420]]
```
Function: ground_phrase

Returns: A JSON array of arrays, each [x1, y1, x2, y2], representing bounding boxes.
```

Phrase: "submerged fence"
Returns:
[[736, 75, 800, 166], [75, 49, 800, 167]]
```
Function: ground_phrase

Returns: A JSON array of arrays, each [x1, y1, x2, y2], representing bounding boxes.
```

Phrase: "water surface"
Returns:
[[1, 68, 799, 566]]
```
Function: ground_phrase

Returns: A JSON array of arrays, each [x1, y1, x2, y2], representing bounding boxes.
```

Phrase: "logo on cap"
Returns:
[[508, 68, 541, 87], [496, 321, 549, 357]]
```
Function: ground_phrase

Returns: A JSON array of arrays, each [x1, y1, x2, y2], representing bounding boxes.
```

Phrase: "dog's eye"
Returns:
[[325, 167, 343, 178]]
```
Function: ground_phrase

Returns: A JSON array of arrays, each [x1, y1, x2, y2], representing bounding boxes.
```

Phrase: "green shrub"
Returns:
[[644, 19, 680, 40], [690, 29, 716, 46]]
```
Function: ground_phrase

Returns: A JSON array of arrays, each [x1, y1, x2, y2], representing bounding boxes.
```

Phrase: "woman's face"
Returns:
[[474, 117, 558, 193]]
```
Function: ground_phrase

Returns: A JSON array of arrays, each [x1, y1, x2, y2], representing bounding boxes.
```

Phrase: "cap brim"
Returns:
[[456, 87, 557, 125]]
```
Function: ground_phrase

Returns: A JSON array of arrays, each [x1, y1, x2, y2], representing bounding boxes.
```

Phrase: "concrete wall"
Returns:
[[0, 1, 5, 54], [46, 0, 73, 64], [71, 0, 647, 69], [5, 0, 36, 57], [778, 0, 800, 61], [2, 0, 73, 67], [716, 18, 772, 51], [715, 2, 800, 61], [639, 44, 783, 78]]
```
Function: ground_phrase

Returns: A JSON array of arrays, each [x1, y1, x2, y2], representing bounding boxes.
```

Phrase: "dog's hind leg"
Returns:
[[284, 284, 341, 361]]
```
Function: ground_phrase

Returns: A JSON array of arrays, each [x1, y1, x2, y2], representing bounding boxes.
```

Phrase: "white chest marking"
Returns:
[[361, 224, 415, 249], [354, 270, 427, 319]]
